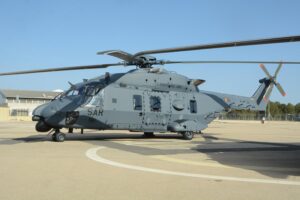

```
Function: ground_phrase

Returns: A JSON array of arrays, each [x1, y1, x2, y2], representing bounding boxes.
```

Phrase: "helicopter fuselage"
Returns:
[[32, 68, 268, 136]]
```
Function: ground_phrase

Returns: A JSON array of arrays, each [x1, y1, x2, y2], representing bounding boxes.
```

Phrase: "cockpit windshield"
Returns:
[[53, 83, 103, 100], [65, 88, 83, 96], [84, 86, 101, 96]]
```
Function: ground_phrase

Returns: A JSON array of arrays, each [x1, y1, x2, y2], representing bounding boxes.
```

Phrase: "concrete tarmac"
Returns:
[[0, 120, 300, 200]]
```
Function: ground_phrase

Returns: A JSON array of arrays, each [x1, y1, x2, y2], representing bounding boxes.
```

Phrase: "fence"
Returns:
[[219, 113, 300, 121]]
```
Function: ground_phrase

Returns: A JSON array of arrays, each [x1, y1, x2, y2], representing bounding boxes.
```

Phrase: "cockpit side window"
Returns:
[[84, 87, 95, 96], [87, 90, 105, 107]]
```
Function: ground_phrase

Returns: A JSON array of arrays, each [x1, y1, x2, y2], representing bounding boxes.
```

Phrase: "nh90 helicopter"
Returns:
[[1, 35, 300, 142]]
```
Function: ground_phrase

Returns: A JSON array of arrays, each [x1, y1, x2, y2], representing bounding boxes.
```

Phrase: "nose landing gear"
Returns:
[[52, 129, 66, 142], [36, 120, 52, 132]]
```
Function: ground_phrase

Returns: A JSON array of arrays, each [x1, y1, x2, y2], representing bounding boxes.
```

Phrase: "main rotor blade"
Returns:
[[0, 63, 126, 76], [134, 35, 300, 57], [275, 82, 286, 96], [97, 50, 134, 62], [162, 60, 300, 65], [259, 64, 272, 79]]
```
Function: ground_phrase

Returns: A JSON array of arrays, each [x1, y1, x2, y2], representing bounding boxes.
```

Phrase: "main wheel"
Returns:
[[144, 132, 155, 138], [55, 133, 65, 142], [182, 131, 194, 140]]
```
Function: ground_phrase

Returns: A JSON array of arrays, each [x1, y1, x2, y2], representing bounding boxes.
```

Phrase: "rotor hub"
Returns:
[[133, 55, 157, 68]]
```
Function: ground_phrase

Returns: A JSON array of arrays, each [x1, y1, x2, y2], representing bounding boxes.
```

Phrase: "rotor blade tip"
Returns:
[[97, 51, 106, 55]]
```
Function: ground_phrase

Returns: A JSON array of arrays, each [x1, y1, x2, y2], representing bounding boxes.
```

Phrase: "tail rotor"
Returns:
[[259, 63, 286, 102]]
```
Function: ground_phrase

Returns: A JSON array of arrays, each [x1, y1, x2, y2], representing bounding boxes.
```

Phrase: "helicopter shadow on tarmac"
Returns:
[[196, 134, 300, 179], [5, 131, 182, 144]]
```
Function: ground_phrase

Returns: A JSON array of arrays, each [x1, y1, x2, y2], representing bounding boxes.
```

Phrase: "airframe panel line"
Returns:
[[86, 147, 300, 186]]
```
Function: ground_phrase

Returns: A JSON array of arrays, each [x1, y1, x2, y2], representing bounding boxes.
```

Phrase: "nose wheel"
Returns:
[[52, 130, 66, 142]]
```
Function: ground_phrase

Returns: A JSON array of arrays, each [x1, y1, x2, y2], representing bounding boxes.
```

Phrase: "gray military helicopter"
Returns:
[[1, 35, 300, 142]]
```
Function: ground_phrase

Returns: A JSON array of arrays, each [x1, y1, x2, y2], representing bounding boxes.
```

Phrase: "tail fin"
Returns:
[[252, 63, 285, 110], [252, 78, 272, 110]]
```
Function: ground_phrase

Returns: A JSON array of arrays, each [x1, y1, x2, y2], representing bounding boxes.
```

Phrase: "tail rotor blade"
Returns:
[[260, 63, 286, 100], [275, 82, 286, 96], [263, 84, 274, 102], [259, 64, 272, 79], [274, 63, 283, 78]]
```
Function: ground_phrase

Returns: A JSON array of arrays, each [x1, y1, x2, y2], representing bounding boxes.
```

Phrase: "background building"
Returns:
[[0, 89, 60, 121]]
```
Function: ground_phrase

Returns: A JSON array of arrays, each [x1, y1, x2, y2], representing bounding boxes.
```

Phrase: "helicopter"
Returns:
[[1, 35, 300, 142]]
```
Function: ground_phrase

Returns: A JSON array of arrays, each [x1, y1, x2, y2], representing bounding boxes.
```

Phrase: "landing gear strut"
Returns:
[[52, 129, 66, 142], [144, 132, 155, 138], [68, 128, 73, 134]]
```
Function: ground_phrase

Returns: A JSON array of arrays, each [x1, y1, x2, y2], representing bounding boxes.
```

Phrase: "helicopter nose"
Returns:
[[32, 102, 57, 121], [33, 97, 82, 126]]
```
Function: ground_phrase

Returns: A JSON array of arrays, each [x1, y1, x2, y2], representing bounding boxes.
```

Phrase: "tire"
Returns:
[[55, 133, 65, 142], [182, 131, 194, 140], [144, 132, 155, 138]]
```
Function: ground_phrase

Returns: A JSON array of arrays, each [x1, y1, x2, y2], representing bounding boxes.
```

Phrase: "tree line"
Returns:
[[268, 101, 300, 116], [222, 101, 300, 121]]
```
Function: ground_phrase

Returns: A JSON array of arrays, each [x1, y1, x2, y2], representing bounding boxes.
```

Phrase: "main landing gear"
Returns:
[[50, 128, 84, 142], [181, 131, 194, 140], [52, 129, 66, 142], [143, 132, 155, 138]]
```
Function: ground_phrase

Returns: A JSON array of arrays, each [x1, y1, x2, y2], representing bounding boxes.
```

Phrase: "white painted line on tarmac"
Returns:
[[86, 147, 300, 186]]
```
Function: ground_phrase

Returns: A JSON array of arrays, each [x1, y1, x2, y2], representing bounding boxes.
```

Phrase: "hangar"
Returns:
[[0, 89, 60, 121]]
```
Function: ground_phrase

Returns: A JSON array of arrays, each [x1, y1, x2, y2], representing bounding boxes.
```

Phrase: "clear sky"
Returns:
[[0, 0, 300, 104]]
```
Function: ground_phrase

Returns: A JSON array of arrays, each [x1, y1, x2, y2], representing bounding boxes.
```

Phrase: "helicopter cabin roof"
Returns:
[[73, 68, 204, 93], [110, 68, 202, 92]]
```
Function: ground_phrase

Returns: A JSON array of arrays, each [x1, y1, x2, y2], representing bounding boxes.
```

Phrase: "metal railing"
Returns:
[[219, 113, 300, 121]]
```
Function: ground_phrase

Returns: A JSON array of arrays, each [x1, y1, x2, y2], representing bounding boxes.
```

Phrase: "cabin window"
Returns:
[[190, 100, 197, 113], [133, 95, 142, 111], [150, 96, 161, 112]]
